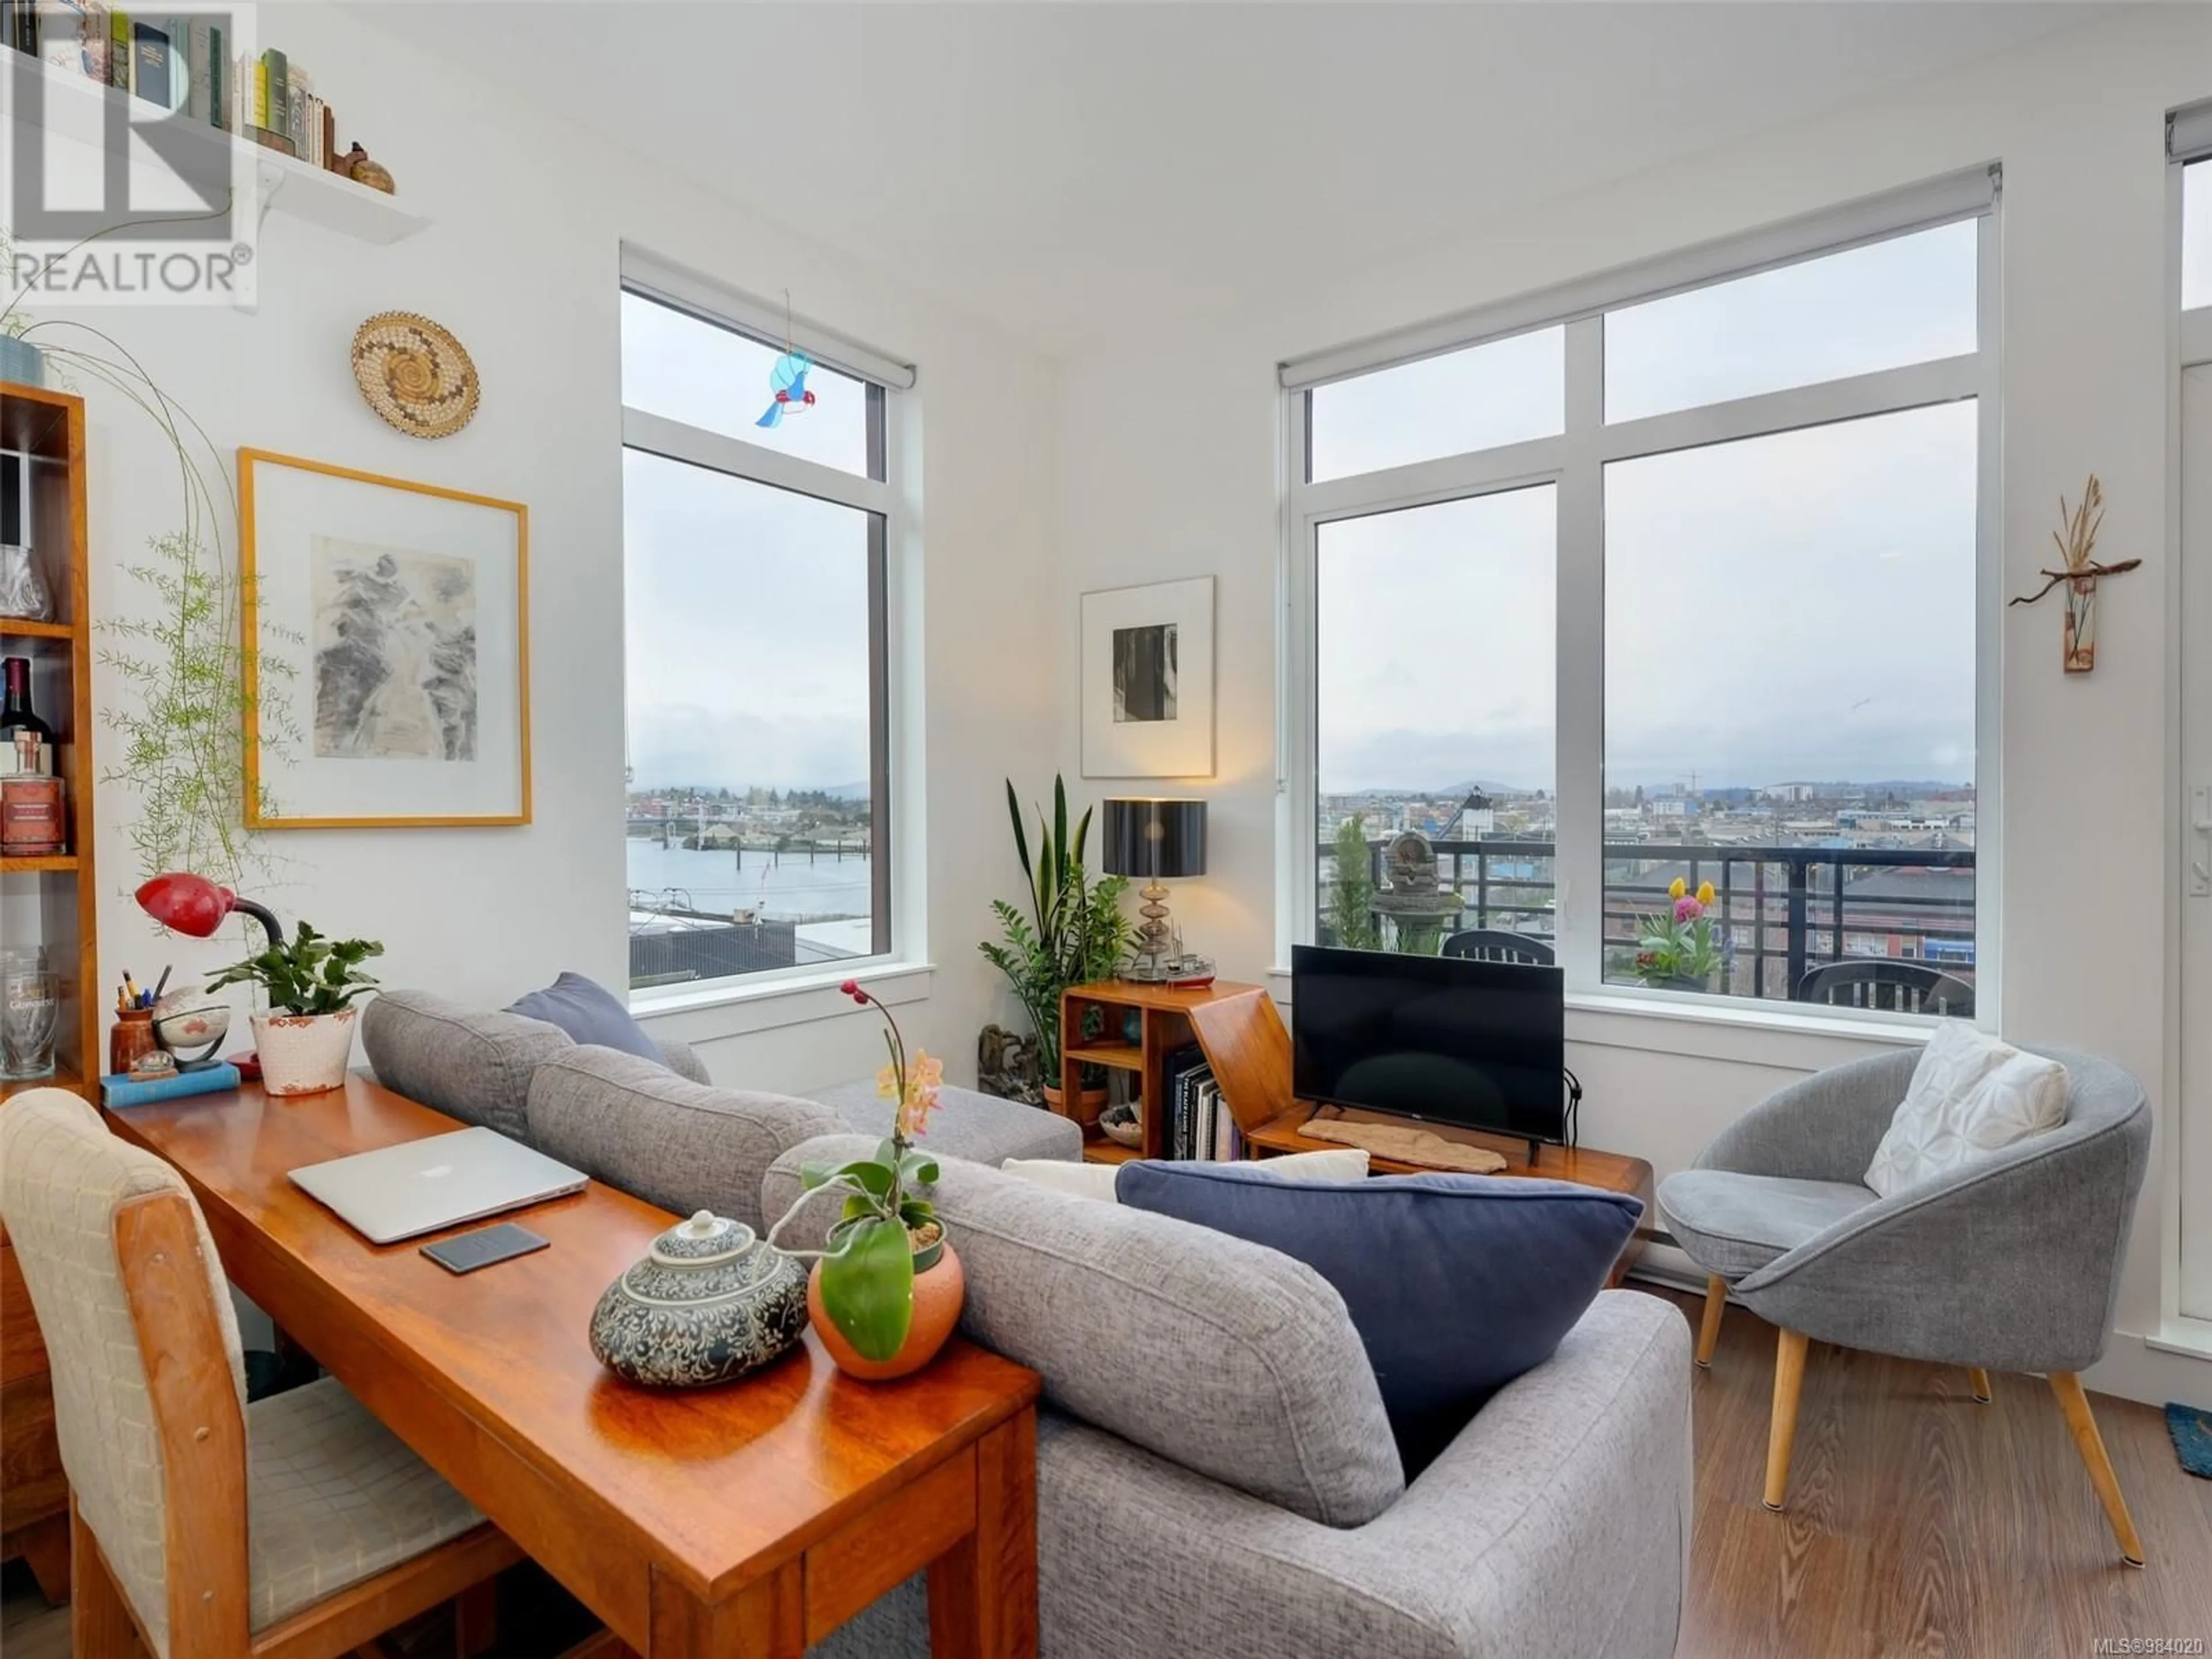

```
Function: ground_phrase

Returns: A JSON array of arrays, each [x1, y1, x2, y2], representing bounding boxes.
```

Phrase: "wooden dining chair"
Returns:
[[0, 1088, 521, 1658]]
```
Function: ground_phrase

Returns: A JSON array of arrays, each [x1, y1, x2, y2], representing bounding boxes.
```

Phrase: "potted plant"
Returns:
[[979, 776, 1132, 1114], [768, 981, 961, 1380], [205, 923, 383, 1096], [1634, 877, 1726, 993]]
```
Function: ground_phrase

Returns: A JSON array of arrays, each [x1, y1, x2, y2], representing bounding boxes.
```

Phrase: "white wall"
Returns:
[[1052, 6, 2212, 1407], [36, 2, 1055, 1097]]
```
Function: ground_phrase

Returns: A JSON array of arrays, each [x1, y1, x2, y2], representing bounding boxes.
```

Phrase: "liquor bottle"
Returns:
[[1, 656, 54, 769]]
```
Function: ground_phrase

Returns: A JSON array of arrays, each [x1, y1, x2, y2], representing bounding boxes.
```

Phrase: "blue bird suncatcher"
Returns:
[[757, 350, 816, 429]]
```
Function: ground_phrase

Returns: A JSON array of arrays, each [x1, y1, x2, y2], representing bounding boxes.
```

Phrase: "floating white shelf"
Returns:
[[3, 52, 429, 246]]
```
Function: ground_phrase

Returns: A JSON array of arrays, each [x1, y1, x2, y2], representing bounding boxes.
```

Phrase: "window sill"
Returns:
[[630, 961, 934, 1044], [2147, 1319, 2212, 1363], [1263, 968, 1929, 1069]]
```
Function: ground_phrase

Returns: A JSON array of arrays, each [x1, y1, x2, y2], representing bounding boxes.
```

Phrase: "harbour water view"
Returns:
[[626, 839, 874, 922]]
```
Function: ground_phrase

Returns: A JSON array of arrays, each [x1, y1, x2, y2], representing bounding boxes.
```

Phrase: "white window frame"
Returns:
[[619, 246, 922, 1013], [2157, 105, 2212, 1358], [1278, 169, 2003, 1029]]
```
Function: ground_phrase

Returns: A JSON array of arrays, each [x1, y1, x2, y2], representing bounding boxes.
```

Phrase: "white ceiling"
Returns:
[[374, 2, 2110, 351]]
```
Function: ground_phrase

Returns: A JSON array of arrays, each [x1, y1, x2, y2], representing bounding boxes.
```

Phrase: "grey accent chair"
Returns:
[[1657, 1046, 2152, 1565]]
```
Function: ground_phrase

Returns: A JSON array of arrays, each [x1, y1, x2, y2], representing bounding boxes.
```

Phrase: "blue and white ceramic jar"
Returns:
[[589, 1209, 810, 1388]]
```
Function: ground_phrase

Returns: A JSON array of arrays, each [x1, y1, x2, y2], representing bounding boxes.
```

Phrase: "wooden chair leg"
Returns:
[[1763, 1328, 1809, 1512], [14, 1509, 72, 1603], [1968, 1366, 1993, 1403], [456, 1578, 498, 1657], [2048, 1372, 2145, 1567], [69, 1501, 137, 1659], [1695, 1275, 1727, 1368]]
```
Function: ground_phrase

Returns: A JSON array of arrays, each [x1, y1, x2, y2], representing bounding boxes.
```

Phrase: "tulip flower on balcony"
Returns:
[[1637, 875, 1729, 991]]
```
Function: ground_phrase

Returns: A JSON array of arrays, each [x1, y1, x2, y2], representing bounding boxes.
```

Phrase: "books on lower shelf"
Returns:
[[1161, 1044, 1242, 1163], [103, 1060, 240, 1109]]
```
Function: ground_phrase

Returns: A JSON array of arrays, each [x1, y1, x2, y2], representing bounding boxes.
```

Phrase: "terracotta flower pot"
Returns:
[[251, 1007, 358, 1096], [1041, 1083, 1109, 1122], [808, 1242, 965, 1382]]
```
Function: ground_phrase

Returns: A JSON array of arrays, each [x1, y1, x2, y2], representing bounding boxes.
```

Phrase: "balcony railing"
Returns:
[[1319, 837, 1975, 1003]]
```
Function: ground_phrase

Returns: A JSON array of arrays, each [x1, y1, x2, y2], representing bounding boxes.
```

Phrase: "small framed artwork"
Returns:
[[1081, 576, 1214, 778], [240, 449, 530, 827]]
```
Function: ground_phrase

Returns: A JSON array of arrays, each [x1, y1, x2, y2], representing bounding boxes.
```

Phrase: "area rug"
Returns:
[[2168, 1403, 2212, 1478]]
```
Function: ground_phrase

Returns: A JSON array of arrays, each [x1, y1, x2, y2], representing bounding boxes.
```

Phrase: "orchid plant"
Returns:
[[766, 980, 945, 1362], [1635, 877, 1728, 987]]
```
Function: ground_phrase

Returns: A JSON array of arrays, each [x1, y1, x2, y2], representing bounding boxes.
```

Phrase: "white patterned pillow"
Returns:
[[1863, 1021, 2068, 1199]]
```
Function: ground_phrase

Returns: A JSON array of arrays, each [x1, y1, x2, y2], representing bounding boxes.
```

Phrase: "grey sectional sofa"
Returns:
[[767, 1135, 1694, 1659], [359, 991, 1692, 1657], [358, 990, 1081, 1229]]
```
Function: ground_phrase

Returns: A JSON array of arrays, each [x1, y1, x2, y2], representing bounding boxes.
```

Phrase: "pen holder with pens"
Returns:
[[109, 1007, 159, 1077]]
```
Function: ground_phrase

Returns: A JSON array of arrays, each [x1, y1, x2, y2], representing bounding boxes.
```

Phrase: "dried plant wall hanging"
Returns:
[[2008, 475, 2141, 673]]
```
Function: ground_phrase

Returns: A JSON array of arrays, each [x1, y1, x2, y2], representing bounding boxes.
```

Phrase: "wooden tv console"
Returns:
[[1183, 985, 1655, 1286]]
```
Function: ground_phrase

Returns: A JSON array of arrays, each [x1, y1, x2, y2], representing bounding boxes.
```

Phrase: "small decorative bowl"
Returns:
[[1100, 1103, 1142, 1148], [151, 994, 230, 1067]]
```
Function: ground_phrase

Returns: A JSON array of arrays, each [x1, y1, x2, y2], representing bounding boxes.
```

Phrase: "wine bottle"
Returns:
[[1, 656, 54, 772]]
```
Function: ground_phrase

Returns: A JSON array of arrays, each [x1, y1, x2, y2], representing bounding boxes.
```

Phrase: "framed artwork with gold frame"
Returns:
[[240, 448, 531, 828]]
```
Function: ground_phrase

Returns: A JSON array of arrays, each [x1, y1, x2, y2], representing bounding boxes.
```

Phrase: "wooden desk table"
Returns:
[[107, 1077, 1041, 1659]]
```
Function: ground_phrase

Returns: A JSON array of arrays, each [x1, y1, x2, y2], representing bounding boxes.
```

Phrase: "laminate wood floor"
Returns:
[[1651, 1284, 2212, 1659], [6, 1292, 2207, 1658]]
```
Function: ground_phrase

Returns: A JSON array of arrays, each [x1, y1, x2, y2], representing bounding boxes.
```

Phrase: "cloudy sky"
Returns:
[[1315, 219, 1981, 796], [622, 297, 876, 793], [612, 190, 2182, 799], [2190, 162, 2211, 310]]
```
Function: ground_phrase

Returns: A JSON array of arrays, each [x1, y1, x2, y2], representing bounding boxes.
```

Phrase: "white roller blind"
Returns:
[[2174, 99, 2212, 164], [1279, 164, 1999, 392], [622, 245, 919, 392]]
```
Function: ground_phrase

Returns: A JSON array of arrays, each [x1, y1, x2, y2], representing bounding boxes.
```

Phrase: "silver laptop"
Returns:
[[288, 1128, 589, 1244]]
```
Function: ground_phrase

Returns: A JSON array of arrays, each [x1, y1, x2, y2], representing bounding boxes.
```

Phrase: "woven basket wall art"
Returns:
[[350, 311, 480, 440]]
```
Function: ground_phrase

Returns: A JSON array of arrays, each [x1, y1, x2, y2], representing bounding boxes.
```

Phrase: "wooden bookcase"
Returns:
[[1, 379, 95, 1603], [1057, 980, 1268, 1165], [1, 382, 97, 1097]]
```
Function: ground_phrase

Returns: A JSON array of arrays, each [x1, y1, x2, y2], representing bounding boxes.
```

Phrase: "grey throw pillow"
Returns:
[[507, 972, 663, 1066]]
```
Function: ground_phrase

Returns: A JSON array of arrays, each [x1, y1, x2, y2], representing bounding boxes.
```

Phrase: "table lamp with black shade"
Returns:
[[1104, 798, 1209, 984]]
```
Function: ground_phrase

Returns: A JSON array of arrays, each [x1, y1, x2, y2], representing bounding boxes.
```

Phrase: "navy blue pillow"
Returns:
[[507, 972, 664, 1066], [1115, 1164, 1641, 1472]]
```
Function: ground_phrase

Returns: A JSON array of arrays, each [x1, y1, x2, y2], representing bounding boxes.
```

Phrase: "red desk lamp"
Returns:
[[135, 873, 287, 947]]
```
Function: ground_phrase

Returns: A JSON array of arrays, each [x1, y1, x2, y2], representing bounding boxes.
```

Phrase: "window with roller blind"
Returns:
[[1289, 171, 1997, 1018]]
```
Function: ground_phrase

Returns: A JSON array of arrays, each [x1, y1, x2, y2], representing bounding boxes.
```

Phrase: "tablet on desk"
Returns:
[[287, 1127, 586, 1244]]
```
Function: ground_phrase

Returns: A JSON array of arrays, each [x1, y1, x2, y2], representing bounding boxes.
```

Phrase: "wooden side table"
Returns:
[[1056, 980, 1266, 1165], [107, 1077, 1043, 1658]]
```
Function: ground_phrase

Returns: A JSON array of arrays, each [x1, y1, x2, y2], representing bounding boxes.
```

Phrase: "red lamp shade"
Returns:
[[136, 873, 235, 937], [136, 873, 286, 946]]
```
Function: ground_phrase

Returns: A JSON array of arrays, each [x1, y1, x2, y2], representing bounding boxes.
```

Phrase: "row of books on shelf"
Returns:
[[2, 3, 351, 167], [1161, 1046, 1243, 1162]]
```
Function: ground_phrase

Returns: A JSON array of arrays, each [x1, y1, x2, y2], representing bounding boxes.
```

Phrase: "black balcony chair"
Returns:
[[1440, 929, 1556, 966], [1795, 960, 1975, 1016]]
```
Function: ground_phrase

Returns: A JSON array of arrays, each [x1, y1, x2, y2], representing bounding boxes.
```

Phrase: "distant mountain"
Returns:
[[1436, 779, 1541, 798], [634, 779, 872, 800]]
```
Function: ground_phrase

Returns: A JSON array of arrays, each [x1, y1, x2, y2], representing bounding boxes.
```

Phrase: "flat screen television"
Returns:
[[1290, 944, 1566, 1145]]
